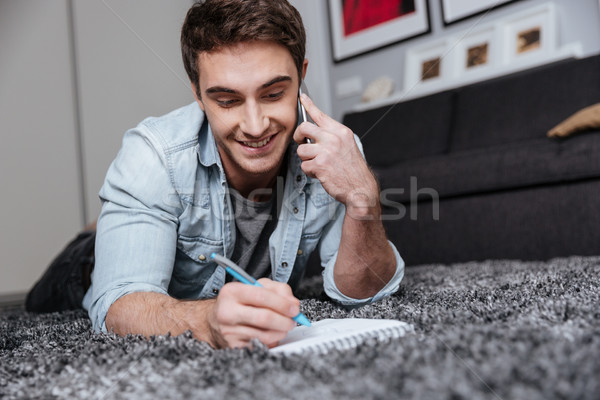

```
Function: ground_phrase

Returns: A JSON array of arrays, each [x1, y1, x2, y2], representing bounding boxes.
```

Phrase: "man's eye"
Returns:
[[265, 91, 284, 101], [217, 99, 237, 107]]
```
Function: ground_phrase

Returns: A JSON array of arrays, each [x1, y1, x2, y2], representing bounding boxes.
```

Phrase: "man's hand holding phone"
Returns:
[[293, 93, 379, 216]]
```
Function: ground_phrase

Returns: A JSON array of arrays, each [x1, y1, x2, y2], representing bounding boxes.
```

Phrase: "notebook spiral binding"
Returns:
[[307, 325, 408, 355]]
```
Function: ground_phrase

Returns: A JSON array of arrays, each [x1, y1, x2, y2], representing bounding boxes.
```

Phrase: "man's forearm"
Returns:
[[333, 201, 397, 299], [105, 292, 217, 345]]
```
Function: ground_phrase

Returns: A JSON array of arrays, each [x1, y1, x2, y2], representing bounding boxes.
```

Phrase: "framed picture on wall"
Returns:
[[440, 0, 519, 25], [328, 0, 430, 62]]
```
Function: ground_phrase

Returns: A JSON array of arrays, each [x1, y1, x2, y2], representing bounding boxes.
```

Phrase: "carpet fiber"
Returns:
[[1, 256, 599, 399]]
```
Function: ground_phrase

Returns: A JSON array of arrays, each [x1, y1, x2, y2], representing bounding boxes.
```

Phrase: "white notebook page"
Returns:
[[271, 318, 413, 355]]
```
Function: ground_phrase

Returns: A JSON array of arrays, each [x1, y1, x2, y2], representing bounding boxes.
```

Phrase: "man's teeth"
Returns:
[[244, 137, 271, 148]]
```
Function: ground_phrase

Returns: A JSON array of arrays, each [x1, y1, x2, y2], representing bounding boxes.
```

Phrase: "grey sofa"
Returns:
[[342, 54, 600, 266]]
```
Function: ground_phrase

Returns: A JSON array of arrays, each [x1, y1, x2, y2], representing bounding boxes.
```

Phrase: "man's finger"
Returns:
[[232, 304, 297, 332], [300, 93, 336, 129], [223, 282, 299, 318], [293, 122, 320, 145], [224, 324, 291, 349]]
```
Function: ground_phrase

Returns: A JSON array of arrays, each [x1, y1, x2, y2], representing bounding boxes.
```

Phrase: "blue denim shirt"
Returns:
[[83, 102, 404, 332]]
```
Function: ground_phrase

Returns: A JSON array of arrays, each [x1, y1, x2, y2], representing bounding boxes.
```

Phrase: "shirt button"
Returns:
[[297, 249, 303, 256], [198, 254, 206, 261], [296, 175, 302, 182], [282, 262, 288, 268], [212, 288, 219, 295], [293, 207, 299, 214]]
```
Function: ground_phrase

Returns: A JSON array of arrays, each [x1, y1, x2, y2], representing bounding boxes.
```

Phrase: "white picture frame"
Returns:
[[502, 3, 556, 66], [387, 2, 581, 109], [441, 0, 517, 25], [453, 27, 498, 77], [328, 0, 430, 62], [404, 40, 451, 90]]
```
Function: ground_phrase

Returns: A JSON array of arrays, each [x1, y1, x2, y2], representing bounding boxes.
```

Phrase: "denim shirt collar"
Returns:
[[196, 117, 221, 170]]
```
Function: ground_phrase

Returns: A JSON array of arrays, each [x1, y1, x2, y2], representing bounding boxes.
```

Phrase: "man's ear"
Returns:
[[192, 84, 205, 111], [301, 58, 308, 80]]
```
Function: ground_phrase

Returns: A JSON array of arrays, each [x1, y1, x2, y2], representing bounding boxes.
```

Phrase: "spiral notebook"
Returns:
[[271, 318, 413, 355]]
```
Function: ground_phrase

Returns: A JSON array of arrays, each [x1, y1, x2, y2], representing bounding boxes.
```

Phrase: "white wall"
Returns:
[[0, 0, 82, 295], [0, 0, 193, 296], [72, 0, 194, 222]]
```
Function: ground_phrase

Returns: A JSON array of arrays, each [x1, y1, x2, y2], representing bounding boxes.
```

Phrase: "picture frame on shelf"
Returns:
[[357, 2, 581, 111], [440, 0, 519, 25], [502, 3, 556, 65], [404, 40, 450, 89], [328, 0, 430, 62], [453, 27, 497, 76]]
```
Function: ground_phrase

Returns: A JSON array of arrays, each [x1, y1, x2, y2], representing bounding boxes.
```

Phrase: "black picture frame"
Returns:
[[440, 0, 521, 26]]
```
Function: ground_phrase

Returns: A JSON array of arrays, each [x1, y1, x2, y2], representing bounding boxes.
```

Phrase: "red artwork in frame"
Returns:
[[329, 0, 430, 62], [342, 0, 416, 36]]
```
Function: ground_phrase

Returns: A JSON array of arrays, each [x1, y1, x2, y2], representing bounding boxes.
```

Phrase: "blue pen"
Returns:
[[210, 253, 311, 327]]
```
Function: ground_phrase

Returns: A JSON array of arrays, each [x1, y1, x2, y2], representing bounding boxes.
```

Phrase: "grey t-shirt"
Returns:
[[227, 187, 279, 282]]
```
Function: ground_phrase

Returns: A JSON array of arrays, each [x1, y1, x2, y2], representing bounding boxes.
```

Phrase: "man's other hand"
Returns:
[[207, 278, 300, 349]]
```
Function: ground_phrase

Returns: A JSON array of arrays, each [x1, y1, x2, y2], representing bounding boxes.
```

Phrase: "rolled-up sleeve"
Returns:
[[84, 124, 181, 332], [322, 240, 404, 307]]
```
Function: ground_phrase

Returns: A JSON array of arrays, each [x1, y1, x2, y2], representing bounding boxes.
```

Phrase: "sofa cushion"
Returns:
[[375, 131, 600, 203], [449, 55, 600, 152], [381, 179, 600, 266], [343, 90, 455, 167], [548, 103, 600, 137]]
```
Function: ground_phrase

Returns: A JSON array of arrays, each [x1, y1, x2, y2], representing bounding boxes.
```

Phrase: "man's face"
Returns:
[[196, 41, 305, 183]]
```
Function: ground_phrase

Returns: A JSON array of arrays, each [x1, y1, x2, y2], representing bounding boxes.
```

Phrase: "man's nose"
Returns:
[[240, 101, 269, 136]]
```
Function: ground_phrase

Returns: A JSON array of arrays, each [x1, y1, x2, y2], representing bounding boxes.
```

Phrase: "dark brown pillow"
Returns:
[[548, 103, 600, 137]]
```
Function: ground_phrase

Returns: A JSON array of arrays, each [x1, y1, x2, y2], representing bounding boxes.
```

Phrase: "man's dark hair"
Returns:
[[181, 0, 306, 98]]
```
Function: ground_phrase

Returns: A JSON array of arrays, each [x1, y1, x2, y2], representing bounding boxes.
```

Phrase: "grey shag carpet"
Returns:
[[1, 256, 600, 399]]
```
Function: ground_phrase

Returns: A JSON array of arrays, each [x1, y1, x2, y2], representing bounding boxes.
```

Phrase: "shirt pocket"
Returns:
[[309, 189, 336, 208], [287, 232, 322, 290], [170, 235, 224, 298], [297, 232, 321, 263], [176, 194, 223, 243], [303, 184, 341, 236]]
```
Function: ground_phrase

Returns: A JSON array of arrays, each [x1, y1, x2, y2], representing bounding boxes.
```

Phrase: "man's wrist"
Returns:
[[174, 298, 222, 346], [344, 186, 381, 220]]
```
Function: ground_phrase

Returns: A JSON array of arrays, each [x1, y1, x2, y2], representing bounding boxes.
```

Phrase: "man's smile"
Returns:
[[240, 133, 277, 149]]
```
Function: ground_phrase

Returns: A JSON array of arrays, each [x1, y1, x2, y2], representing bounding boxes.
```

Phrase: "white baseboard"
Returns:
[[0, 292, 26, 311]]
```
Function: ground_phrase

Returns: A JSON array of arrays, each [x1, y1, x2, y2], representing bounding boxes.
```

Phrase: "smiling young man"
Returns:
[[73, 0, 405, 349]]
